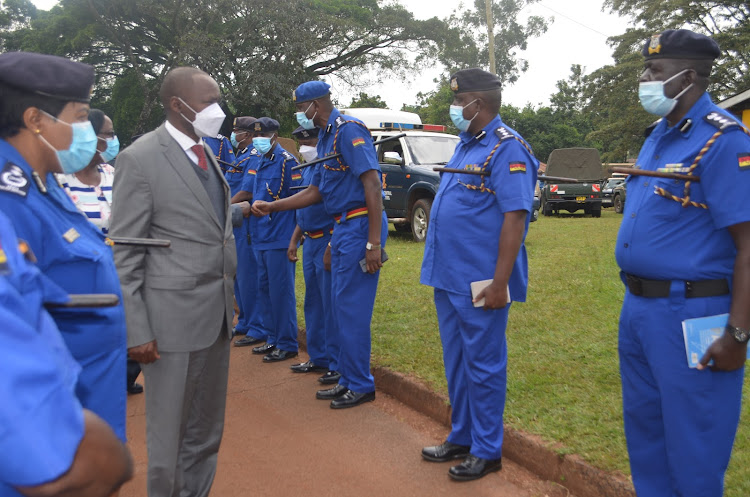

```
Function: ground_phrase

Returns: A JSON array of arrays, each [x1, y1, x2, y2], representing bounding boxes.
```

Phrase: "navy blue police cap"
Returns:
[[292, 126, 319, 139], [233, 116, 256, 131], [251, 117, 279, 133], [0, 51, 95, 102], [449, 68, 502, 94], [293, 81, 331, 103], [643, 29, 720, 61]]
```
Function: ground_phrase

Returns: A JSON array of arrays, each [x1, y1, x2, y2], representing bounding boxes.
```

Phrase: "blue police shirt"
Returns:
[[0, 139, 127, 365], [312, 108, 381, 216], [616, 93, 750, 281], [252, 143, 301, 250], [421, 116, 537, 300], [203, 135, 235, 174], [227, 146, 259, 196], [0, 212, 84, 494], [296, 162, 334, 233]]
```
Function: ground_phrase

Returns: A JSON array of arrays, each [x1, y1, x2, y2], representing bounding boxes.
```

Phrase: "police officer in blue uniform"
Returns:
[[0, 51, 128, 442], [203, 133, 235, 174], [420, 68, 537, 481], [287, 126, 338, 379], [247, 117, 301, 361], [616, 30, 750, 497], [0, 210, 133, 497], [252, 81, 388, 409]]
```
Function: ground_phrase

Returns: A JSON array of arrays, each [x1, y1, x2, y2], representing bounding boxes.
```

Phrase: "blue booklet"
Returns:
[[682, 313, 750, 368]]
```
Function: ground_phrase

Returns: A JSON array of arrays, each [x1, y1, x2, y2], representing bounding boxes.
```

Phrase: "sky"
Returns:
[[29, 0, 633, 110]]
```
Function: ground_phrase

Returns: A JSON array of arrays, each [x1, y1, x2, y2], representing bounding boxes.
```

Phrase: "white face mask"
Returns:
[[299, 145, 318, 163], [178, 98, 226, 138]]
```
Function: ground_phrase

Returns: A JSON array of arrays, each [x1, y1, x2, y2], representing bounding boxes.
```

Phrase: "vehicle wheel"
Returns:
[[531, 208, 539, 222], [411, 198, 432, 242], [613, 195, 623, 214], [541, 200, 552, 216], [394, 223, 410, 233]]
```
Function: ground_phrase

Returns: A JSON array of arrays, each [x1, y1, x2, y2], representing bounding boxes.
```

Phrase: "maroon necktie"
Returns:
[[190, 144, 208, 171]]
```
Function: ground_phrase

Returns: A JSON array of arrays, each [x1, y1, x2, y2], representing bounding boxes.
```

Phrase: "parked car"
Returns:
[[601, 177, 625, 207], [613, 182, 627, 213]]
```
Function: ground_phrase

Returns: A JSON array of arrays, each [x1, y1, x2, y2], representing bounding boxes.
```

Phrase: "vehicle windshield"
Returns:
[[404, 135, 459, 165], [605, 178, 625, 189]]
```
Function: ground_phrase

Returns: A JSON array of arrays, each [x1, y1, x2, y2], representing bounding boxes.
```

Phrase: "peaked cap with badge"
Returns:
[[0, 51, 95, 102], [292, 126, 319, 139], [449, 68, 502, 94], [642, 29, 721, 61], [252, 117, 279, 133], [233, 116, 257, 132]]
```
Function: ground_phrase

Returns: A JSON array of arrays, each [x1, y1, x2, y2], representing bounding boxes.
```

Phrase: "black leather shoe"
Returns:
[[316, 383, 348, 400], [290, 360, 329, 373], [234, 335, 264, 347], [127, 382, 144, 395], [448, 455, 502, 481], [330, 389, 375, 409], [232, 328, 247, 336], [252, 343, 275, 355], [263, 348, 298, 362], [318, 370, 341, 384], [421, 441, 470, 462]]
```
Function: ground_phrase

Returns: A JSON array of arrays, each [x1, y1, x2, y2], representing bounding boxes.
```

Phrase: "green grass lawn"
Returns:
[[294, 209, 750, 495]]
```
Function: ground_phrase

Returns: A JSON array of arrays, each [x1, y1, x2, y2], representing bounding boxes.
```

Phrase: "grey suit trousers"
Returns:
[[141, 327, 230, 497]]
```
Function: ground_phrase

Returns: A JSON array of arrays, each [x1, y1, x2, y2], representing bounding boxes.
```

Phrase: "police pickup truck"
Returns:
[[341, 108, 459, 242]]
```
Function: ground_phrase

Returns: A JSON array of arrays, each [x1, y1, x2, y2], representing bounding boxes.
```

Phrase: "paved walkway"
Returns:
[[121, 345, 571, 497]]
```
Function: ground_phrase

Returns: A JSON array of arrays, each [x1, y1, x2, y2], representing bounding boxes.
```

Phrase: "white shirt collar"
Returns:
[[165, 120, 202, 152]]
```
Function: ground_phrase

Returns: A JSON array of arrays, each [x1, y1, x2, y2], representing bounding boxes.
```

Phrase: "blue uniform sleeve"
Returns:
[[221, 137, 235, 165], [338, 123, 380, 178], [700, 128, 750, 229], [0, 301, 84, 487], [489, 139, 537, 214], [239, 166, 257, 194]]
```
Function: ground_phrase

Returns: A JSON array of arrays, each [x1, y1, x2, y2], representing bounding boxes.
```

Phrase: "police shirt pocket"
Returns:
[[146, 275, 197, 290], [651, 178, 685, 220], [453, 172, 493, 207]]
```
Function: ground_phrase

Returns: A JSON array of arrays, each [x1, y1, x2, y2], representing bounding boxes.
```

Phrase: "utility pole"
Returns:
[[486, 0, 496, 74]]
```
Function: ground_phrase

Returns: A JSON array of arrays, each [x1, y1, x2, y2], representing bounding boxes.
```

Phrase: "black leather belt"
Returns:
[[625, 273, 729, 298]]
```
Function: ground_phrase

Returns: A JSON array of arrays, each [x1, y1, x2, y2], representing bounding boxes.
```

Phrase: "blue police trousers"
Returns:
[[233, 222, 272, 340], [330, 213, 387, 393], [434, 288, 509, 460], [256, 248, 298, 352], [302, 232, 333, 369], [619, 288, 744, 497]]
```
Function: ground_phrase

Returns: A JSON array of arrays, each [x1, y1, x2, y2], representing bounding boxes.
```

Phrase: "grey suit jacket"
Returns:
[[110, 123, 237, 352]]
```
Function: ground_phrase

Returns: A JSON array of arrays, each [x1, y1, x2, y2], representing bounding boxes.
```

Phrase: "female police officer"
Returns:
[[0, 51, 127, 441]]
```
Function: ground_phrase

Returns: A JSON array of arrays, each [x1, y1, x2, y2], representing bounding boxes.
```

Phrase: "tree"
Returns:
[[348, 92, 388, 109], [1, 0, 448, 141]]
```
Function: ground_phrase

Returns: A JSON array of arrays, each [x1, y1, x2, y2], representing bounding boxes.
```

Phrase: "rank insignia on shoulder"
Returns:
[[335, 116, 346, 128], [495, 127, 514, 142], [705, 111, 739, 130], [62, 228, 80, 243], [738, 153, 750, 171], [282, 151, 295, 160], [509, 162, 527, 174], [0, 162, 31, 197], [352, 137, 366, 147]]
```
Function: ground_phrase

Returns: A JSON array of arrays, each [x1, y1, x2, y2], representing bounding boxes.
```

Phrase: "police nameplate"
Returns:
[[62, 228, 80, 243], [0, 162, 30, 197]]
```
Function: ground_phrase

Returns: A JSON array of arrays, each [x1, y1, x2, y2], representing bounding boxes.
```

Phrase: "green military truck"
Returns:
[[540, 148, 606, 218]]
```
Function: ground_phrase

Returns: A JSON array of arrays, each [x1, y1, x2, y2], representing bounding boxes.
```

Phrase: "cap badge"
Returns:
[[450, 77, 458, 91], [292, 90, 297, 102], [648, 34, 662, 55], [254, 123, 261, 131]]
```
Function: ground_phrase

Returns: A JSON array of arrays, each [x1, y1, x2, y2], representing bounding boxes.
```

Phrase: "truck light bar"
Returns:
[[377, 122, 447, 132]]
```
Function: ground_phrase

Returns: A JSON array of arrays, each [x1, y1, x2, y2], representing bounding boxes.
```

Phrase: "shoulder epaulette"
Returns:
[[0, 162, 31, 197], [335, 116, 347, 128], [704, 111, 740, 130], [281, 150, 295, 161], [644, 119, 661, 138], [494, 127, 515, 142]]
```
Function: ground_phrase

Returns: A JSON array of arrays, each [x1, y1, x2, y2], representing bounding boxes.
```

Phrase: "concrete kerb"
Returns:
[[297, 327, 635, 497]]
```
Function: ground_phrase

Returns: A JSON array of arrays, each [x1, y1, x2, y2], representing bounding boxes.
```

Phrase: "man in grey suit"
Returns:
[[110, 67, 248, 497]]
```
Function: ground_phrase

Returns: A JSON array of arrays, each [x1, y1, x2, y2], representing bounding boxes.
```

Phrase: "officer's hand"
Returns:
[[251, 200, 272, 217], [323, 244, 332, 272], [365, 247, 382, 274], [287, 243, 298, 263], [697, 332, 747, 371], [474, 281, 508, 310], [128, 340, 160, 364], [238, 201, 251, 217]]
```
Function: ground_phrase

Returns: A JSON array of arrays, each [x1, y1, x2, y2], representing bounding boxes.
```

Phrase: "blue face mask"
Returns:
[[638, 69, 692, 117], [230, 132, 240, 149], [38, 111, 98, 174], [295, 102, 317, 130], [449, 99, 478, 132], [100, 135, 120, 163], [253, 137, 273, 155]]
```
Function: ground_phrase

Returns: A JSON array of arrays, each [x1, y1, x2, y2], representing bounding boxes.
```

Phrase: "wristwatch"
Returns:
[[726, 324, 750, 344], [365, 242, 381, 251]]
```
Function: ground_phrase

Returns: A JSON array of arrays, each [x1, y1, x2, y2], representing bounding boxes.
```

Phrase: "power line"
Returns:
[[536, 2, 612, 38]]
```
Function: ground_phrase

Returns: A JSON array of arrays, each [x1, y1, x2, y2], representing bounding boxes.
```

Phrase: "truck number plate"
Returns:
[[576, 196, 586, 203]]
